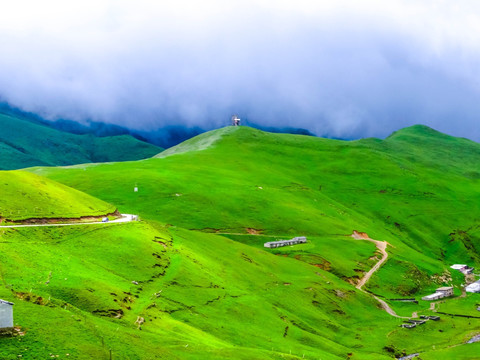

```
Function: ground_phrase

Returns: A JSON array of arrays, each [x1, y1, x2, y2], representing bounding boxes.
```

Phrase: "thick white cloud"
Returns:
[[1, 0, 480, 139]]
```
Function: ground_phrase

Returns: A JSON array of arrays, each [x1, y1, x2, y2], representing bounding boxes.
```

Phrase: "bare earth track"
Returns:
[[351, 231, 410, 319], [0, 214, 137, 228]]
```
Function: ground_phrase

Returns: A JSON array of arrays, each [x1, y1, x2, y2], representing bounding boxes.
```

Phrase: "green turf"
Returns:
[[1, 124, 477, 358], [0, 170, 115, 221], [0, 221, 401, 359]]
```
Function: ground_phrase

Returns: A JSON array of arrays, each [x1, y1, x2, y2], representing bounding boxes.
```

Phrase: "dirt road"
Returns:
[[353, 232, 389, 290], [351, 231, 410, 319], [0, 214, 137, 228]]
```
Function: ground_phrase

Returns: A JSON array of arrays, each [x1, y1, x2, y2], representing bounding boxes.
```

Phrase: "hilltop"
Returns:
[[1, 124, 479, 358], [154, 126, 237, 158], [0, 112, 163, 170]]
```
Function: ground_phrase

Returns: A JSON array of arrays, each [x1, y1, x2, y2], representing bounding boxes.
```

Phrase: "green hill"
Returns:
[[0, 220, 402, 359], [0, 170, 115, 221], [0, 112, 163, 170], [2, 124, 478, 358], [154, 126, 237, 158]]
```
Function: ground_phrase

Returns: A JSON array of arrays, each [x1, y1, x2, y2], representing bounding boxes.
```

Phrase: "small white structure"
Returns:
[[422, 293, 444, 301], [451, 264, 474, 274], [466, 281, 480, 293], [264, 236, 307, 248], [422, 286, 454, 301], [0, 299, 14, 332], [231, 115, 241, 126], [134, 186, 138, 192]]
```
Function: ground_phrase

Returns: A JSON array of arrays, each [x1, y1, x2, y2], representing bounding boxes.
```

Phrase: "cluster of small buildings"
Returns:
[[421, 287, 454, 301], [450, 264, 480, 293], [419, 263, 480, 301], [264, 236, 307, 248]]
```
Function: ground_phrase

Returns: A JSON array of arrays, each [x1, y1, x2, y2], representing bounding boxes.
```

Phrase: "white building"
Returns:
[[264, 236, 307, 248], [421, 287, 454, 301], [422, 293, 444, 301], [466, 281, 480, 293], [0, 299, 14, 331], [436, 286, 454, 297], [450, 264, 474, 274]]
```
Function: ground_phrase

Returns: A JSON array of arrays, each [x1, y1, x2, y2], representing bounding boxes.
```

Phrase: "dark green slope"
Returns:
[[0, 113, 163, 169]]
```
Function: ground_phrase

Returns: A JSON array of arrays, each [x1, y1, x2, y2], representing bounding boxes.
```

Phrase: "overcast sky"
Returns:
[[1, 0, 480, 139]]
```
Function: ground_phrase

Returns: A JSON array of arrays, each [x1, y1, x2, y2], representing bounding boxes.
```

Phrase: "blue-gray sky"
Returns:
[[1, 0, 480, 139]]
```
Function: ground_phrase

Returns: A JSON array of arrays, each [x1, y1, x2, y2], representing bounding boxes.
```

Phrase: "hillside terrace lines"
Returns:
[[0, 214, 138, 228]]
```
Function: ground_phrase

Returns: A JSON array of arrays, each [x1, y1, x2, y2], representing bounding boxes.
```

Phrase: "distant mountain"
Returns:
[[0, 112, 163, 170], [243, 121, 316, 136], [0, 102, 317, 148], [45, 120, 316, 148]]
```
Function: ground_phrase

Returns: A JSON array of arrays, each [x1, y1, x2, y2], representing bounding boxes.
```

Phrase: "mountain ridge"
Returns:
[[0, 112, 163, 170]]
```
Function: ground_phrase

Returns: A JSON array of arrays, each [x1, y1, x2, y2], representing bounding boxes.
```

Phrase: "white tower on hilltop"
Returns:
[[231, 115, 241, 126]]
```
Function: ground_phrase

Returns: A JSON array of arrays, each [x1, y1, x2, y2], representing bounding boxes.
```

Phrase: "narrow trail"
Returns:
[[353, 232, 389, 290], [352, 231, 410, 319], [0, 214, 138, 228], [212, 228, 415, 319], [206, 232, 280, 237], [221, 229, 412, 319]]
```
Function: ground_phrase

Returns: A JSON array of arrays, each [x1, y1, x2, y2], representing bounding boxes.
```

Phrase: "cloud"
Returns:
[[1, 0, 480, 139]]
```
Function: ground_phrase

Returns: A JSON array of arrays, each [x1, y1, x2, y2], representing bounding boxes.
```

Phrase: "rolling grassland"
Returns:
[[0, 125, 479, 358]]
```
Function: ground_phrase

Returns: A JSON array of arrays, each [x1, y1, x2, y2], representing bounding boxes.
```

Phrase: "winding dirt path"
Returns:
[[353, 232, 389, 290], [351, 231, 409, 319], [0, 214, 138, 228]]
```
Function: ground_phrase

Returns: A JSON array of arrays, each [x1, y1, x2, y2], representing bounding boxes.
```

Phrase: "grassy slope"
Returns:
[[14, 125, 480, 358], [0, 113, 162, 170], [0, 170, 115, 220], [32, 126, 480, 260], [0, 221, 401, 360]]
